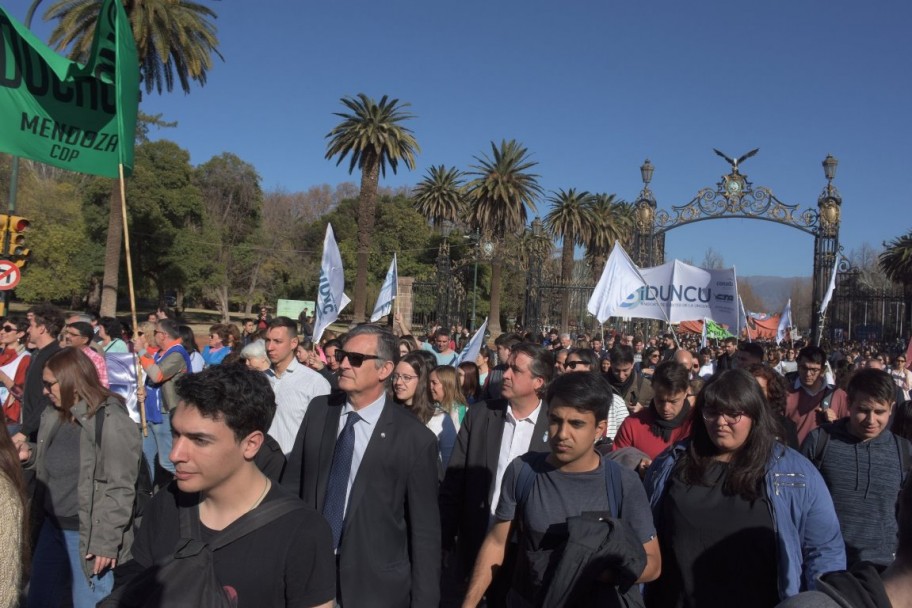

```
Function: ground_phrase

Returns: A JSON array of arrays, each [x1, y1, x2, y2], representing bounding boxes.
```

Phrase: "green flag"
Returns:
[[0, 0, 138, 178], [705, 318, 733, 340]]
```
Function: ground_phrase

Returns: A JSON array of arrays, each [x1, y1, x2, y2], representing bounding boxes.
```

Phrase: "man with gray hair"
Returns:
[[283, 324, 441, 607]]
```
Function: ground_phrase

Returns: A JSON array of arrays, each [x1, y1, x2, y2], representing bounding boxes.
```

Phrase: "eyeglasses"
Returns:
[[798, 365, 822, 375], [334, 349, 383, 368], [702, 410, 744, 425], [0, 325, 16, 332], [43, 379, 58, 391], [649, 353, 661, 359], [391, 373, 417, 382], [565, 361, 589, 370]]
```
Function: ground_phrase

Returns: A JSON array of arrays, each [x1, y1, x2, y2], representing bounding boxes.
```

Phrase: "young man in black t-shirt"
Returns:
[[111, 364, 335, 607]]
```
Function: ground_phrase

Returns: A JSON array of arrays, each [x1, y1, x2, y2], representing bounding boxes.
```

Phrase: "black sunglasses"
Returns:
[[334, 349, 384, 368], [1, 325, 16, 332], [565, 361, 588, 370]]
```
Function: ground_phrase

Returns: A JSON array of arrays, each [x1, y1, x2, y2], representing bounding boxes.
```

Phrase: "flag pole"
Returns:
[[119, 164, 146, 437]]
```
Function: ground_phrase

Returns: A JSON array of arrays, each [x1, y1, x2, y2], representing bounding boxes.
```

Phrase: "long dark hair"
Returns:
[[682, 369, 778, 501], [46, 347, 124, 418], [396, 352, 435, 424]]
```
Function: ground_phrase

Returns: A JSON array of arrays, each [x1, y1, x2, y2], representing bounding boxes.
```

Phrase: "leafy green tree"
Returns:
[[325, 94, 420, 322], [17, 179, 101, 304], [466, 140, 542, 336], [34, 0, 222, 316], [544, 188, 592, 333], [192, 153, 263, 320]]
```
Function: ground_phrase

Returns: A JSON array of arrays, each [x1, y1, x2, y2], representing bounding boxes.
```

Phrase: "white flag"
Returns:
[[818, 260, 839, 315], [587, 243, 647, 324], [776, 298, 792, 345], [313, 223, 351, 343], [455, 318, 489, 367], [739, 296, 753, 343], [370, 254, 398, 322], [701, 317, 708, 349]]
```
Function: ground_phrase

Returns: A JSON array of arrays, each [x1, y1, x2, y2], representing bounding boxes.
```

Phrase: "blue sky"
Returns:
[[22, 0, 912, 277]]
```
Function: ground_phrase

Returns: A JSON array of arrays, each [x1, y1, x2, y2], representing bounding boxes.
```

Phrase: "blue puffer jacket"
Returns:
[[645, 440, 846, 600]]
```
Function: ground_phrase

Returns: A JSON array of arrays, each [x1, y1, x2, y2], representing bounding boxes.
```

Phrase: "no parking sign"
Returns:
[[0, 260, 21, 291]]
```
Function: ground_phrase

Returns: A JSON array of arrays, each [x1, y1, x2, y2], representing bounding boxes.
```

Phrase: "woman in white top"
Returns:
[[178, 325, 204, 373], [0, 318, 29, 436]]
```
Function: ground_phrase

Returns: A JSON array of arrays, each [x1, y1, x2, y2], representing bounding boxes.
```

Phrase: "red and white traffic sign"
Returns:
[[0, 261, 21, 291]]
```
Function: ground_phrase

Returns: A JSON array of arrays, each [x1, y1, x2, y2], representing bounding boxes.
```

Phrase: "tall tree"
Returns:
[[544, 189, 592, 334], [325, 94, 420, 322], [412, 165, 465, 231], [584, 194, 632, 282], [35, 0, 222, 316], [193, 153, 263, 321], [466, 140, 542, 337]]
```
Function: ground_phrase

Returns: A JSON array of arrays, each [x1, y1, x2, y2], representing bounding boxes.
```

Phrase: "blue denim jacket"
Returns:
[[645, 441, 846, 600]]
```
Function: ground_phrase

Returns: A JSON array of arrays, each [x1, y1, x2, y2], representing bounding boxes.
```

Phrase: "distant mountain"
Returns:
[[740, 275, 811, 312]]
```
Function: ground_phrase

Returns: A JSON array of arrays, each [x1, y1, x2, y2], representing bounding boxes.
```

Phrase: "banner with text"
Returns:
[[612, 259, 740, 329], [0, 0, 138, 177]]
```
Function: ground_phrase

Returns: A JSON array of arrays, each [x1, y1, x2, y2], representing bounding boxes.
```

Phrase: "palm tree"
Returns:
[[585, 194, 634, 282], [466, 140, 542, 337], [412, 165, 465, 231], [880, 232, 912, 285], [326, 94, 419, 322], [544, 189, 592, 334], [33, 0, 222, 317]]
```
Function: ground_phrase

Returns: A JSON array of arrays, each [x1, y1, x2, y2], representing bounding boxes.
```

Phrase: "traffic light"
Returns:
[[7, 215, 29, 258]]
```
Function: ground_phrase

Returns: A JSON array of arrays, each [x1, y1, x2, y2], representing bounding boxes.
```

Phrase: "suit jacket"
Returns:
[[282, 392, 440, 608], [439, 398, 550, 572]]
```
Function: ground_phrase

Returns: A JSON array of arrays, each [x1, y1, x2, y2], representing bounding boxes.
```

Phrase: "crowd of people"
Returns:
[[0, 303, 910, 607]]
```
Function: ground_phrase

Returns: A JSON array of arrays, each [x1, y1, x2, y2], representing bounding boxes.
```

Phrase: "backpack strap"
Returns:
[[811, 426, 831, 470], [895, 435, 912, 481], [602, 457, 624, 519], [514, 452, 547, 507], [179, 495, 305, 551]]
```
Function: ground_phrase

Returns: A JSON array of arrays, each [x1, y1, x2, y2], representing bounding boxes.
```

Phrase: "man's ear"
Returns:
[[242, 430, 266, 461]]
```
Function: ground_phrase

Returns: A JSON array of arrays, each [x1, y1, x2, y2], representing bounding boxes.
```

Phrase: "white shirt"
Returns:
[[337, 392, 386, 517], [266, 357, 331, 454], [607, 394, 629, 441], [491, 400, 542, 521]]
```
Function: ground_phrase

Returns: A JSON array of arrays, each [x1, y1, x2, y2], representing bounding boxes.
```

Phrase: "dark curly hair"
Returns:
[[175, 363, 276, 442]]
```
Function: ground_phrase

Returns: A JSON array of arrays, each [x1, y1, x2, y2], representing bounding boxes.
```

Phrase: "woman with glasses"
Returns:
[[392, 351, 435, 424], [20, 347, 142, 608], [641, 346, 662, 379], [0, 318, 30, 436], [644, 369, 845, 607], [890, 355, 912, 402]]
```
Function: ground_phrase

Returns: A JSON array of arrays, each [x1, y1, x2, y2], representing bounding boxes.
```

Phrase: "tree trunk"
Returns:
[[99, 183, 122, 317], [216, 285, 230, 323], [559, 237, 574, 335], [352, 161, 380, 323], [244, 257, 264, 315], [489, 259, 503, 337]]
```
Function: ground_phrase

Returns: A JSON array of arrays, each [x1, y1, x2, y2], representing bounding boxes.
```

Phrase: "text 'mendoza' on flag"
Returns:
[[0, 0, 138, 177]]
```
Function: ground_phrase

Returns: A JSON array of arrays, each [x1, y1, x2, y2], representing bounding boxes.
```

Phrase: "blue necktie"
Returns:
[[323, 411, 362, 550]]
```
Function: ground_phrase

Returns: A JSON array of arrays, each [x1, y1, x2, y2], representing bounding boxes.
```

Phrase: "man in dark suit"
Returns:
[[439, 341, 554, 605], [282, 325, 440, 607]]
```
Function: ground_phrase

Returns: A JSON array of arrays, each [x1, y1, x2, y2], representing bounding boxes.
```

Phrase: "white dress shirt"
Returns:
[[337, 392, 386, 517], [266, 357, 331, 454], [491, 400, 543, 522]]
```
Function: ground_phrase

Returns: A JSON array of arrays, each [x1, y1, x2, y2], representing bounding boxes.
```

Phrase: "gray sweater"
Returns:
[[801, 420, 910, 567]]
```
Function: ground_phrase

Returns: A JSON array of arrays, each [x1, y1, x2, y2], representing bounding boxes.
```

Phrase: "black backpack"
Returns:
[[94, 405, 154, 519], [100, 495, 305, 608]]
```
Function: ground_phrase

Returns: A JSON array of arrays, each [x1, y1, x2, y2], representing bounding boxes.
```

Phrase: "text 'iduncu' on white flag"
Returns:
[[313, 223, 351, 343], [587, 243, 647, 324], [455, 318, 489, 367], [776, 298, 792, 345], [370, 254, 398, 322]]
